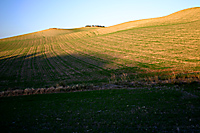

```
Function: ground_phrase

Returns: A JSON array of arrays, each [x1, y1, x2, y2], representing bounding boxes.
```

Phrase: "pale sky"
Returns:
[[0, 0, 199, 39]]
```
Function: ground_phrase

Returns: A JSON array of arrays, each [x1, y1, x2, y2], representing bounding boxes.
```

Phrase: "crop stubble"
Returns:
[[0, 7, 199, 89]]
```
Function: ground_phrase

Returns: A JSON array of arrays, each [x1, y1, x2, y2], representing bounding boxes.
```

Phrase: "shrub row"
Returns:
[[0, 84, 97, 97], [85, 25, 105, 27], [1, 76, 199, 97]]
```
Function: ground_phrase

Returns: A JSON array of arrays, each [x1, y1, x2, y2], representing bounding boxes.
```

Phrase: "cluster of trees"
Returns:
[[85, 25, 105, 27]]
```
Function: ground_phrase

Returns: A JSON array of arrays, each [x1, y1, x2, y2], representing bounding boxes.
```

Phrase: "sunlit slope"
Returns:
[[0, 27, 100, 41], [35, 7, 200, 40], [2, 7, 199, 42], [96, 7, 200, 34], [75, 19, 200, 70], [0, 7, 199, 89]]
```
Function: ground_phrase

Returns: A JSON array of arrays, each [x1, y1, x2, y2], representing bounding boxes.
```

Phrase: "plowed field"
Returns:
[[0, 7, 199, 89]]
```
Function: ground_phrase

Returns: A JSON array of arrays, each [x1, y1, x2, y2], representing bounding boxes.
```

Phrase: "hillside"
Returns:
[[0, 7, 199, 90], [96, 7, 200, 34]]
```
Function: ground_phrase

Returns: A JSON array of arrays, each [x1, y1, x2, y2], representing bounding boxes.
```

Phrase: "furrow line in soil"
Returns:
[[58, 42, 110, 80], [19, 46, 32, 81], [51, 43, 85, 74], [39, 44, 56, 82], [42, 45, 61, 81], [44, 44, 70, 78], [78, 39, 180, 70], [59, 41, 108, 72], [66, 40, 125, 69], [33, 45, 48, 82], [74, 39, 151, 64], [85, 37, 198, 66], [25, 46, 36, 81], [49, 43, 82, 79], [0, 44, 23, 69], [58, 42, 101, 74], [57, 42, 109, 81], [4, 47, 28, 82], [0, 42, 25, 73]]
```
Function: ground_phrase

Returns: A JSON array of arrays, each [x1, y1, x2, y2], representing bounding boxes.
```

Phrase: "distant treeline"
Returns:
[[85, 25, 105, 27]]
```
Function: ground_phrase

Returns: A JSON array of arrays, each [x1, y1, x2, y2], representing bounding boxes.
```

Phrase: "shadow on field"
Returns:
[[1, 51, 199, 90], [0, 51, 145, 90]]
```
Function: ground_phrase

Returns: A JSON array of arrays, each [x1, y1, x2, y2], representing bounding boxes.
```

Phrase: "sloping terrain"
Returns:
[[95, 7, 200, 35], [0, 7, 199, 89], [1, 27, 100, 41]]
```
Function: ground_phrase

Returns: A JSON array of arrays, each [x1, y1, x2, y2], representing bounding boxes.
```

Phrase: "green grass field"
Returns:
[[0, 7, 200, 132], [0, 7, 200, 90], [0, 83, 199, 132]]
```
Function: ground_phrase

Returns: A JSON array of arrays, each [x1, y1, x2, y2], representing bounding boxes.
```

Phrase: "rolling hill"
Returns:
[[0, 7, 199, 90]]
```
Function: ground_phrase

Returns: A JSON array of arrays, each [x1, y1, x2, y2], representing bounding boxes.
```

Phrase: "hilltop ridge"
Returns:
[[95, 7, 200, 34], [1, 7, 199, 40], [57, 7, 200, 40]]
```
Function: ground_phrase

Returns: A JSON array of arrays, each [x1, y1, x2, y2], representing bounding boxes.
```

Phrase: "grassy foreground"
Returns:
[[0, 83, 199, 132]]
